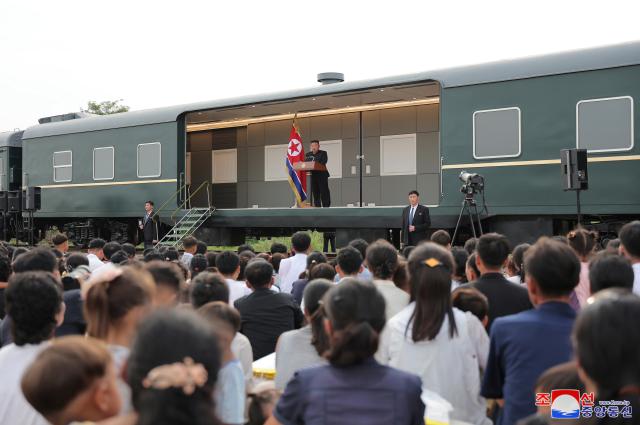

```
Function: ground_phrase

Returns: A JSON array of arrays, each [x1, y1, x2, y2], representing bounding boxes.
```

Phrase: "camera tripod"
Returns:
[[452, 193, 484, 243]]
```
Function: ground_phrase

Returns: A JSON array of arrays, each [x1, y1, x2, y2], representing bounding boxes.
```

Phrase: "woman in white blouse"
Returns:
[[377, 242, 491, 425]]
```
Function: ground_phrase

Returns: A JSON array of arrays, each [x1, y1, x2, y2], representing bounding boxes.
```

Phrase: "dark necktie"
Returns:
[[409, 207, 415, 225]]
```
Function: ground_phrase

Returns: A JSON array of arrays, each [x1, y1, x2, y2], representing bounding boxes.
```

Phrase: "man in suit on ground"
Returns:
[[305, 140, 330, 207], [140, 200, 160, 249], [401, 190, 431, 247]]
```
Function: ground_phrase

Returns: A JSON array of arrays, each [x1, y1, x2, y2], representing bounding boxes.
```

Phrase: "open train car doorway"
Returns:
[[183, 81, 441, 210]]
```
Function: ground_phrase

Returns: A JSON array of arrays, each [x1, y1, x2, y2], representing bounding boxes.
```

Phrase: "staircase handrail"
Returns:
[[170, 181, 212, 223], [150, 180, 189, 222]]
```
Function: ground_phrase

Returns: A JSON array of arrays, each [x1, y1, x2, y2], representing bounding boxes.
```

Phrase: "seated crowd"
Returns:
[[0, 221, 638, 425]]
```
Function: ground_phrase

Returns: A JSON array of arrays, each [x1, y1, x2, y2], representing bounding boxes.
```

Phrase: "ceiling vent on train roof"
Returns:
[[38, 111, 95, 125], [317, 72, 344, 85]]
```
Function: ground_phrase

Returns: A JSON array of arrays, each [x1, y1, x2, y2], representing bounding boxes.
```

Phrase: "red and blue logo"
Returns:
[[550, 390, 581, 419]]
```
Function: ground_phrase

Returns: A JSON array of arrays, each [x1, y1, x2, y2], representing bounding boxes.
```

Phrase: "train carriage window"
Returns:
[[473, 107, 521, 159], [577, 96, 634, 152], [53, 150, 72, 182], [137, 142, 161, 178], [93, 147, 114, 180]]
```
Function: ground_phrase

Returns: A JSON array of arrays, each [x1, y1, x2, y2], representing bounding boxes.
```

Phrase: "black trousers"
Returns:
[[311, 173, 331, 207]]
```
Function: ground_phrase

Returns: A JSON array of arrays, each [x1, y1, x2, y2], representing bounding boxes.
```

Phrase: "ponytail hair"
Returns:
[[323, 278, 386, 367], [407, 242, 457, 342], [84, 266, 155, 340], [567, 227, 598, 259]]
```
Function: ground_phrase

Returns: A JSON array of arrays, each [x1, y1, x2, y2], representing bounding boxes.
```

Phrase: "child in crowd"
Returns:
[[248, 382, 281, 425], [198, 301, 246, 425], [452, 286, 490, 328], [21, 336, 122, 425]]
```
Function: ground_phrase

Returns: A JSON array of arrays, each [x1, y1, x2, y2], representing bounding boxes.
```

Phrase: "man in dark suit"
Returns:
[[234, 260, 303, 359], [457, 233, 533, 330], [401, 190, 431, 247], [305, 140, 330, 207], [140, 200, 160, 249]]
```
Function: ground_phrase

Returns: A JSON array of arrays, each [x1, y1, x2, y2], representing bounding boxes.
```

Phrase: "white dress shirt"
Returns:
[[86, 253, 104, 272], [372, 279, 410, 320], [226, 278, 252, 305], [633, 263, 640, 295], [277, 253, 308, 294], [231, 332, 254, 391], [0, 343, 49, 425], [377, 304, 491, 425]]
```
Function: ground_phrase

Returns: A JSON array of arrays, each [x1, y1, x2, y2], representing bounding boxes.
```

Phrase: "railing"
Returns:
[[169, 180, 212, 223], [151, 180, 189, 223]]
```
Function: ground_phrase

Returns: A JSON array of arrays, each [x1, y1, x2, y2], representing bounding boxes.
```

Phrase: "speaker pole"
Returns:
[[576, 190, 582, 226]]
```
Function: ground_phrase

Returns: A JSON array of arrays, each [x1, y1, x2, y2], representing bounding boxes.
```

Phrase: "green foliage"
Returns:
[[83, 99, 130, 115], [208, 231, 325, 253]]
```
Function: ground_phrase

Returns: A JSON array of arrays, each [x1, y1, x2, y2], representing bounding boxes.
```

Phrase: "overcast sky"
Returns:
[[1, 0, 639, 131]]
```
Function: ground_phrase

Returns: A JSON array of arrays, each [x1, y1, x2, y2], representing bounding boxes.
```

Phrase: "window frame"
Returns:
[[137, 142, 162, 178], [211, 148, 238, 184], [264, 144, 289, 182], [53, 150, 73, 183], [380, 133, 417, 176], [576, 95, 634, 153], [472, 106, 522, 160], [92, 146, 115, 181]]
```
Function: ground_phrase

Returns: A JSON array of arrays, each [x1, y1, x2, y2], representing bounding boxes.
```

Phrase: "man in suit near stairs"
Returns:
[[140, 200, 160, 250], [401, 190, 431, 247]]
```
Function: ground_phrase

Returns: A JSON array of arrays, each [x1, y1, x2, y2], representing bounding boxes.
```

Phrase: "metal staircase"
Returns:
[[153, 180, 215, 249], [155, 207, 213, 248]]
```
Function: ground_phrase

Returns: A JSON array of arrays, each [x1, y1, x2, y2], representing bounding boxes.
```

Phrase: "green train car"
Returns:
[[6, 42, 640, 245]]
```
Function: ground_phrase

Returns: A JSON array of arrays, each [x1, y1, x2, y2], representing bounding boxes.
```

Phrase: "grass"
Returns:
[[208, 231, 325, 253]]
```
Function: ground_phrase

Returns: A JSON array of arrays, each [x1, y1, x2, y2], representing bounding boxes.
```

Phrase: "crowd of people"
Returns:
[[0, 220, 638, 425]]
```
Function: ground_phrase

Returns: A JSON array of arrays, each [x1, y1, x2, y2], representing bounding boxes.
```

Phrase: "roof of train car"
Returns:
[[0, 130, 24, 148], [22, 41, 640, 140]]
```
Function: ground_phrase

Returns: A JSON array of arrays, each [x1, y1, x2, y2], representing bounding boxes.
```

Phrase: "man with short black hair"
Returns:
[[86, 238, 106, 272], [140, 200, 159, 250], [270, 242, 288, 255], [145, 261, 184, 307], [618, 220, 640, 295], [0, 271, 64, 425], [462, 233, 532, 329], [121, 243, 136, 259], [335, 246, 363, 280], [235, 260, 303, 359], [196, 240, 207, 255], [179, 236, 198, 267], [401, 190, 431, 247], [12, 248, 60, 279], [482, 238, 580, 425], [216, 251, 251, 304], [305, 140, 330, 207], [589, 251, 635, 294], [278, 231, 311, 294], [430, 229, 452, 250], [102, 241, 122, 262], [51, 234, 69, 255]]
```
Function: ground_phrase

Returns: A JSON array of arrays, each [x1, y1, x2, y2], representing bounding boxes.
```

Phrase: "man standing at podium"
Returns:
[[305, 140, 331, 207]]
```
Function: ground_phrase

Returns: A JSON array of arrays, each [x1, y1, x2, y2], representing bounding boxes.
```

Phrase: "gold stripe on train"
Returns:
[[441, 155, 640, 170]]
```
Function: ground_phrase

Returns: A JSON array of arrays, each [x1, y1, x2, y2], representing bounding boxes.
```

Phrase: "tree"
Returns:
[[83, 99, 130, 115]]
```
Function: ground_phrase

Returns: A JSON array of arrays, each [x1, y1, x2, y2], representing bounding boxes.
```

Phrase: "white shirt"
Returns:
[[180, 252, 194, 267], [372, 279, 410, 320], [633, 263, 640, 296], [214, 360, 246, 425], [0, 343, 49, 425], [86, 253, 104, 272], [226, 279, 252, 306], [409, 205, 417, 224], [278, 253, 308, 294], [231, 332, 254, 391], [377, 304, 491, 425]]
